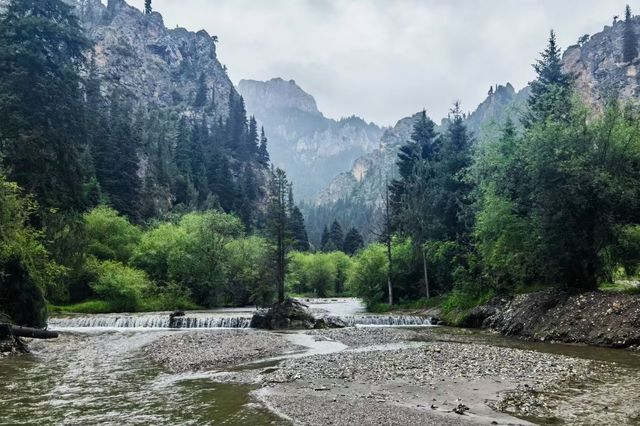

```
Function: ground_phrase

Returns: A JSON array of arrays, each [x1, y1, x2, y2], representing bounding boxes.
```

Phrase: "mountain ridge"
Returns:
[[237, 77, 384, 200]]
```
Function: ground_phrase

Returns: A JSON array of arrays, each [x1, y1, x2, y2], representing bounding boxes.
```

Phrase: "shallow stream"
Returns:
[[2, 299, 639, 425]]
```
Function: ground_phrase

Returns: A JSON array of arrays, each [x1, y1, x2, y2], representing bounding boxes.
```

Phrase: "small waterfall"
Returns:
[[342, 315, 433, 327], [49, 314, 252, 329]]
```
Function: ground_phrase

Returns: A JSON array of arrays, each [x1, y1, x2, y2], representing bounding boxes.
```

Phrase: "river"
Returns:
[[1, 298, 639, 425]]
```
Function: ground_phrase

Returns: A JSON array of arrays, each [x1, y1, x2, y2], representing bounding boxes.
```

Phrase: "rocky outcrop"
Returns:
[[77, 0, 234, 120], [250, 299, 347, 330], [466, 289, 640, 349], [238, 78, 383, 200], [563, 17, 640, 111]]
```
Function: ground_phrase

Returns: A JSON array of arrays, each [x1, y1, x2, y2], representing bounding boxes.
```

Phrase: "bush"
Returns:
[[347, 243, 388, 307], [0, 173, 63, 326], [287, 251, 353, 297], [84, 206, 141, 262], [87, 259, 151, 312], [225, 237, 274, 307]]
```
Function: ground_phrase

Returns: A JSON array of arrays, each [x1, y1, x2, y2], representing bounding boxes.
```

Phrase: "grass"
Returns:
[[49, 300, 115, 314], [599, 280, 640, 295], [49, 297, 199, 315]]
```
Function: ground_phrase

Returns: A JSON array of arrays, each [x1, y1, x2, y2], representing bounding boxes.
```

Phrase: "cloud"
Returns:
[[132, 0, 628, 125]]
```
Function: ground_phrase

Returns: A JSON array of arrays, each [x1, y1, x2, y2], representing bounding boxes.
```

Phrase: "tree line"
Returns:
[[357, 29, 640, 312], [0, 0, 310, 326]]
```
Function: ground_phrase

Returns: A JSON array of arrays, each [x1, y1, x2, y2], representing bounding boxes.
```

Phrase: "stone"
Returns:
[[250, 299, 317, 330]]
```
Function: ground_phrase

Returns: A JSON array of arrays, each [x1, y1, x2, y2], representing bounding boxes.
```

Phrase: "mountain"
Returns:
[[70, 0, 268, 221], [563, 17, 640, 108], [79, 0, 234, 121], [237, 78, 384, 200], [309, 15, 640, 244], [305, 83, 528, 244]]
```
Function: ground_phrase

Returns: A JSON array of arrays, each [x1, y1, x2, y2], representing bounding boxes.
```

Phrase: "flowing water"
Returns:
[[0, 330, 285, 425], [1, 298, 431, 425], [3, 299, 638, 425]]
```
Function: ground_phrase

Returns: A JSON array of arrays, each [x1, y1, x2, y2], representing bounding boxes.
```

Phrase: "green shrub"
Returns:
[[84, 206, 141, 262], [287, 251, 353, 297], [87, 259, 151, 312], [225, 236, 274, 307]]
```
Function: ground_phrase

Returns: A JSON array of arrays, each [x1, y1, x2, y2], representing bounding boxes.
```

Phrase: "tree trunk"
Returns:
[[0, 324, 59, 339], [423, 249, 430, 299]]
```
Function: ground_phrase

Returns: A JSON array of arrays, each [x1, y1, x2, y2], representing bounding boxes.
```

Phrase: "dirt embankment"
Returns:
[[460, 289, 640, 349]]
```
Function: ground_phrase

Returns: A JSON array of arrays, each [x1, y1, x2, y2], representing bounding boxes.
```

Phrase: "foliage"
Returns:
[[225, 236, 274, 307], [343, 227, 365, 255], [347, 243, 388, 307], [87, 259, 151, 312], [0, 0, 91, 212], [623, 5, 638, 63], [0, 172, 64, 326], [287, 251, 352, 297], [84, 206, 141, 262]]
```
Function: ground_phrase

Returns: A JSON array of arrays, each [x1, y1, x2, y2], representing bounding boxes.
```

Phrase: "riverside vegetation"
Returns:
[[1, 0, 640, 332], [3, 1, 640, 425]]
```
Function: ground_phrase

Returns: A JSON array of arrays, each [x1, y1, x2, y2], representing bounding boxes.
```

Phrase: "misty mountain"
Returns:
[[237, 78, 384, 200]]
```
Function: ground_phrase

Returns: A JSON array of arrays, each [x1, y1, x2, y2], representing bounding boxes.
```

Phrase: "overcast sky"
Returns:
[[130, 0, 628, 126]]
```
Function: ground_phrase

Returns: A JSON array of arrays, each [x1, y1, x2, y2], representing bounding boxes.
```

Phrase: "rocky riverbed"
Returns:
[[256, 332, 597, 425], [144, 329, 302, 372], [143, 326, 640, 424]]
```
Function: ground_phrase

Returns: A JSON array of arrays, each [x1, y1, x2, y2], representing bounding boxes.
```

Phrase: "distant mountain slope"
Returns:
[[305, 83, 528, 243], [237, 78, 384, 200]]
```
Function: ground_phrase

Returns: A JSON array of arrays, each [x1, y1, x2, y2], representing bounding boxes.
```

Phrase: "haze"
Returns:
[[129, 0, 627, 125]]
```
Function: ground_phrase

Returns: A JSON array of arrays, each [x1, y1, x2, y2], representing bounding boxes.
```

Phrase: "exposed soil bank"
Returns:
[[459, 289, 640, 349]]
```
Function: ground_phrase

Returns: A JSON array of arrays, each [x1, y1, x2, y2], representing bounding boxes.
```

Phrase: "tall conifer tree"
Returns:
[[623, 5, 638, 62]]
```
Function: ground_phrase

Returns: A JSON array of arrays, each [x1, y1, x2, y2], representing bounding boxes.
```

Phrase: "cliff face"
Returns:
[[77, 0, 234, 120], [238, 78, 384, 200], [563, 17, 640, 110]]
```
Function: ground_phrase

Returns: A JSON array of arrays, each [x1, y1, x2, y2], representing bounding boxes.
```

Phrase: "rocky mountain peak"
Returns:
[[76, 0, 233, 120], [238, 77, 320, 116], [563, 16, 640, 111], [238, 77, 383, 200]]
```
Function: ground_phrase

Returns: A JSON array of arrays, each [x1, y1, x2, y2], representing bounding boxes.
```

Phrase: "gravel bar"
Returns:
[[144, 329, 301, 372]]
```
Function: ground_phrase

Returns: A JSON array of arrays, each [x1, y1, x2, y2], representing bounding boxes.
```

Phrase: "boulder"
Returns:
[[313, 316, 347, 329], [250, 299, 317, 330]]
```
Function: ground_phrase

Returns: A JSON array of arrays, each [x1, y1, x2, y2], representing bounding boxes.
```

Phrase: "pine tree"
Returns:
[[329, 220, 344, 251], [433, 102, 474, 242], [247, 116, 259, 156], [145, 0, 152, 14], [0, 0, 91, 212], [525, 30, 573, 126], [266, 168, 291, 302], [623, 5, 638, 62], [194, 73, 208, 108], [343, 228, 364, 255], [103, 93, 142, 221], [390, 110, 439, 222], [289, 206, 310, 252], [320, 226, 331, 252], [258, 127, 270, 166]]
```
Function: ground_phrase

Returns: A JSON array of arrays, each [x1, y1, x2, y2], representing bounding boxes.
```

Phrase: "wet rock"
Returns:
[[313, 316, 347, 329], [250, 299, 317, 330]]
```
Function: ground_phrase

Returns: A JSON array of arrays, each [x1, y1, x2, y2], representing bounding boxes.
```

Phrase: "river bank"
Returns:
[[453, 289, 640, 349], [145, 326, 640, 425]]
